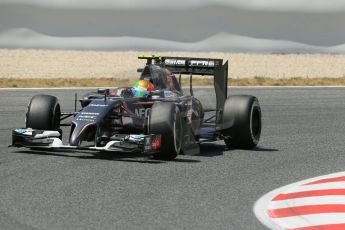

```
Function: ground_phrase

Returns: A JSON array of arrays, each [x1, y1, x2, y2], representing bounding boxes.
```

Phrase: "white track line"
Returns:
[[282, 182, 345, 193], [2, 86, 345, 90], [0, 87, 105, 90]]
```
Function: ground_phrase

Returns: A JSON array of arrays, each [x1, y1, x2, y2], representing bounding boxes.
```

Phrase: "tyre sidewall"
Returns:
[[222, 95, 261, 149], [26, 95, 60, 130], [149, 102, 182, 160]]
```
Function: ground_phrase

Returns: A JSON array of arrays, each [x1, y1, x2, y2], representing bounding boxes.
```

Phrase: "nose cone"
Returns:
[[68, 98, 120, 146], [69, 123, 94, 146]]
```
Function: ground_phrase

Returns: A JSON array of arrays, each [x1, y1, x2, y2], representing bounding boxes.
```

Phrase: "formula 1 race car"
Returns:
[[11, 55, 262, 160]]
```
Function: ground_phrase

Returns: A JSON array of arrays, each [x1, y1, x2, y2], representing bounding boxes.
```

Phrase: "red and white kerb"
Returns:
[[254, 172, 345, 230]]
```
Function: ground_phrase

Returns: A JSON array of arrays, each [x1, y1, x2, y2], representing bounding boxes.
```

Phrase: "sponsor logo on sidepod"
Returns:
[[135, 108, 150, 118]]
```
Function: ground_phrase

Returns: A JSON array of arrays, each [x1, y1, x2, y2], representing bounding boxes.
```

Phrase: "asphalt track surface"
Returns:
[[1, 87, 345, 230]]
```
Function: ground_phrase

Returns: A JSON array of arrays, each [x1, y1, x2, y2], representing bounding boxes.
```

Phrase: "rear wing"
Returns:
[[138, 55, 224, 75], [161, 57, 223, 76], [138, 55, 229, 122]]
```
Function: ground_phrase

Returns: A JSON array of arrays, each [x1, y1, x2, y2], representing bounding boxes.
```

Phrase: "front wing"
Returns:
[[11, 128, 161, 153]]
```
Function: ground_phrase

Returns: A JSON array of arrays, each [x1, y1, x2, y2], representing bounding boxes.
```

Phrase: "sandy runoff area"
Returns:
[[0, 49, 345, 79]]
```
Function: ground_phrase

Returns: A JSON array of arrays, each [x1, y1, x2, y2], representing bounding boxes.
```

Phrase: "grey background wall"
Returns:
[[0, 0, 344, 52]]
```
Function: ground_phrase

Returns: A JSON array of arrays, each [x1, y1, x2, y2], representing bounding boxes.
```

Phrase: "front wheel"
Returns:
[[149, 102, 182, 160], [26, 95, 61, 130], [221, 95, 261, 149]]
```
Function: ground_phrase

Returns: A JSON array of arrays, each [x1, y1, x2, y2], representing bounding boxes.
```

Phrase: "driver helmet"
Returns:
[[133, 80, 155, 97]]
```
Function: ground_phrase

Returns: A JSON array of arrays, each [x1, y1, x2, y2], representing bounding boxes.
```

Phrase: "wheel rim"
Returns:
[[173, 109, 182, 154], [53, 104, 61, 129], [250, 106, 261, 141]]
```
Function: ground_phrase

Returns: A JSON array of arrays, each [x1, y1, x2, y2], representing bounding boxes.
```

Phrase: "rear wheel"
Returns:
[[149, 102, 182, 160], [221, 95, 261, 149], [26, 95, 61, 130]]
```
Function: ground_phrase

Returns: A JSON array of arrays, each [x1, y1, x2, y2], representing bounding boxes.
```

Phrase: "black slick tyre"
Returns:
[[26, 95, 61, 130], [149, 102, 182, 160], [221, 95, 261, 149]]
